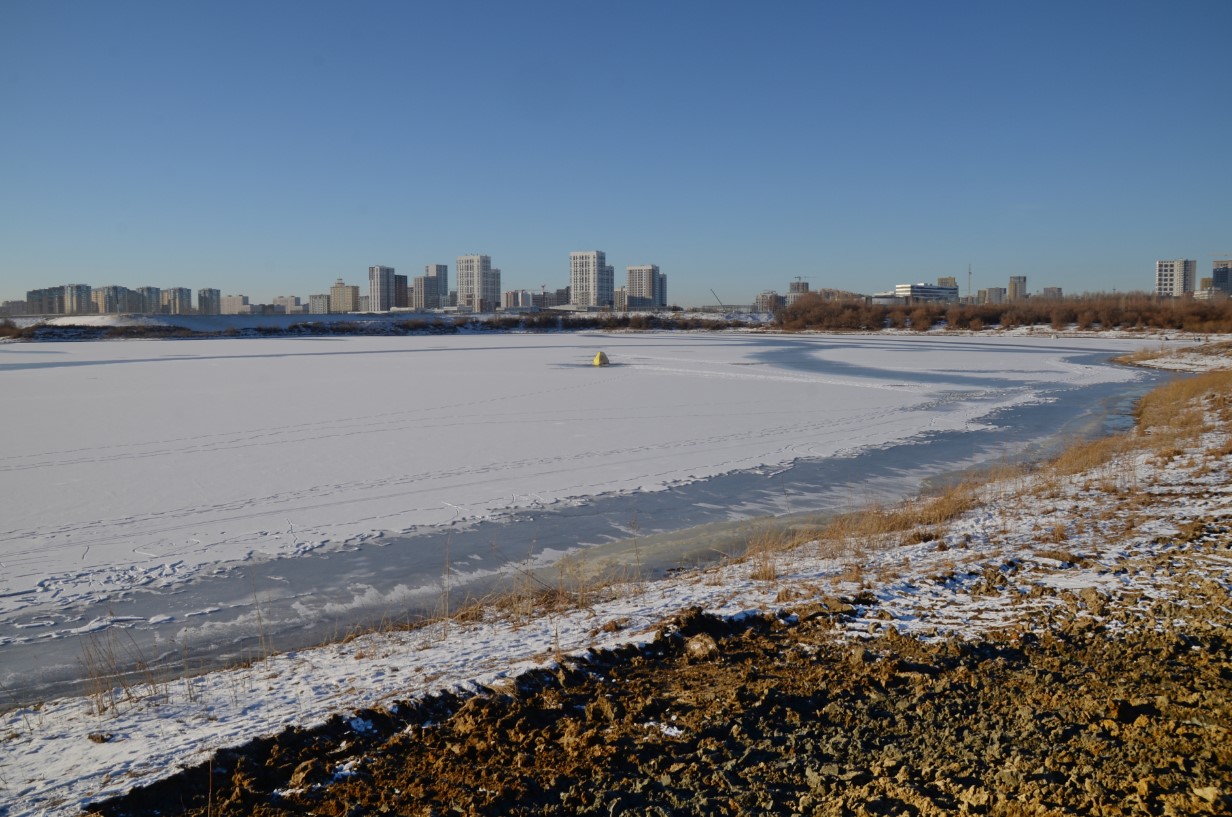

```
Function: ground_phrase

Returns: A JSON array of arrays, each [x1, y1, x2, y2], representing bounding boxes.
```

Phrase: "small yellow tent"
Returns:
[[592, 351, 610, 366]]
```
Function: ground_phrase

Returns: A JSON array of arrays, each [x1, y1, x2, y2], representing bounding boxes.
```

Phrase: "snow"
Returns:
[[0, 330, 1213, 815], [0, 332, 1147, 626]]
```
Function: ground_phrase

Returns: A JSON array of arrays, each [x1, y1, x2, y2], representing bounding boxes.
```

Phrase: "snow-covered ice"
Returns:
[[1, 329, 1199, 816], [0, 332, 1148, 625]]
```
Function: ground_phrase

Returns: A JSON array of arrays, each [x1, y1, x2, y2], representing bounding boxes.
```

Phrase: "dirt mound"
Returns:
[[88, 577, 1232, 816]]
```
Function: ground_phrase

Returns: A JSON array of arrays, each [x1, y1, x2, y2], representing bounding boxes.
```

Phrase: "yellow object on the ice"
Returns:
[[593, 351, 610, 366]]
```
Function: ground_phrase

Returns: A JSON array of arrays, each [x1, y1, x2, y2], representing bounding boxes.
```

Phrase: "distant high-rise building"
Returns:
[[135, 287, 162, 314], [308, 294, 331, 314], [91, 285, 139, 314], [503, 290, 535, 309], [329, 278, 360, 313], [358, 295, 370, 312], [570, 251, 614, 308], [937, 276, 959, 289], [90, 288, 113, 315], [627, 264, 666, 310], [26, 287, 64, 315], [1213, 260, 1232, 294], [272, 295, 303, 314], [63, 284, 93, 315], [456, 255, 500, 312], [394, 274, 409, 308], [198, 288, 221, 315], [613, 287, 628, 312], [785, 279, 810, 306], [368, 266, 396, 312], [1040, 287, 1063, 299], [221, 295, 251, 314], [161, 288, 192, 315], [1155, 259, 1195, 297], [755, 291, 785, 312], [413, 264, 447, 310], [1007, 276, 1028, 302], [981, 287, 1006, 305]]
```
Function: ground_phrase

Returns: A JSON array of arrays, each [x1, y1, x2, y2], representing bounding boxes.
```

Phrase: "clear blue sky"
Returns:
[[2, 0, 1229, 306]]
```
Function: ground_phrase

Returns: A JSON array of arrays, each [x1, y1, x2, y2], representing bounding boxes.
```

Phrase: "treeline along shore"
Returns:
[[3, 292, 1232, 341]]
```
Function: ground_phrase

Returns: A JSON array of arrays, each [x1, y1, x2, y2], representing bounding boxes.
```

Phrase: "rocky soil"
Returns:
[[88, 525, 1231, 817]]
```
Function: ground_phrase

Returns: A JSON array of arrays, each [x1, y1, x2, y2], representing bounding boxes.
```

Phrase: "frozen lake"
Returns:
[[0, 331, 1161, 702]]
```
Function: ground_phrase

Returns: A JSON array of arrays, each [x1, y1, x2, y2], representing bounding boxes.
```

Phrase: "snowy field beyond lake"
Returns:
[[0, 331, 1157, 702]]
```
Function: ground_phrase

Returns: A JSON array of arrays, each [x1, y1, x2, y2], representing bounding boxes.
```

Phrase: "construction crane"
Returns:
[[710, 289, 725, 310]]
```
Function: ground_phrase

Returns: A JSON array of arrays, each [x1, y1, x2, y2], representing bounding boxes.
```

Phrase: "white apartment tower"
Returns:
[[626, 264, 666, 309], [368, 265, 396, 312], [456, 255, 500, 312], [570, 251, 614, 308], [1155, 259, 1196, 297]]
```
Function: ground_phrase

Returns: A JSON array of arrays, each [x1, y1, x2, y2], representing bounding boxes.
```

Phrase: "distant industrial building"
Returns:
[[893, 282, 959, 303], [1155, 259, 1196, 297]]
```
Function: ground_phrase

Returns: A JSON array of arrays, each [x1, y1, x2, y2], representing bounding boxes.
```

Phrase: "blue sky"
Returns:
[[2, 0, 1229, 306]]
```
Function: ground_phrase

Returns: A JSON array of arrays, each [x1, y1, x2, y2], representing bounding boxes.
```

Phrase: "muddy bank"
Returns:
[[89, 528, 1232, 817]]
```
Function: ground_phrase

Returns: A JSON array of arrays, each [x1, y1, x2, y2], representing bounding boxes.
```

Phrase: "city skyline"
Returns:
[[2, 2, 1229, 304], [11, 252, 1232, 316]]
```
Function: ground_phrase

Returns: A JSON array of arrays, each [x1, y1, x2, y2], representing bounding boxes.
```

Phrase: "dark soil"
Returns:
[[87, 560, 1232, 817]]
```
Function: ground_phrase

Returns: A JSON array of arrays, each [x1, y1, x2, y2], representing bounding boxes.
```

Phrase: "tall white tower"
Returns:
[[1155, 259, 1196, 297], [456, 255, 500, 312], [368, 266, 396, 312], [626, 265, 665, 309], [570, 251, 614, 308]]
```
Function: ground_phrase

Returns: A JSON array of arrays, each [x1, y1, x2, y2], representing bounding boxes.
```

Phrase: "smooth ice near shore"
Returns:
[[1, 331, 1144, 624]]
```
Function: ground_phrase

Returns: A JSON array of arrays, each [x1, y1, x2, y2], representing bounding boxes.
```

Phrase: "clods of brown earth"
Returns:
[[88, 538, 1232, 817]]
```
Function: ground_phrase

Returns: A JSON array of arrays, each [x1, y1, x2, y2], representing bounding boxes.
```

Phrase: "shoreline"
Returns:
[[1, 342, 1229, 815]]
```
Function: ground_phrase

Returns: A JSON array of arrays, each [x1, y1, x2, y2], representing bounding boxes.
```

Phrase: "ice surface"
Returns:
[[1, 329, 1203, 817], [0, 331, 1145, 625]]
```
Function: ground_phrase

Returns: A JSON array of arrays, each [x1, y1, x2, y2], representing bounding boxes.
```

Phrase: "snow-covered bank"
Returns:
[[0, 342, 1228, 815]]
